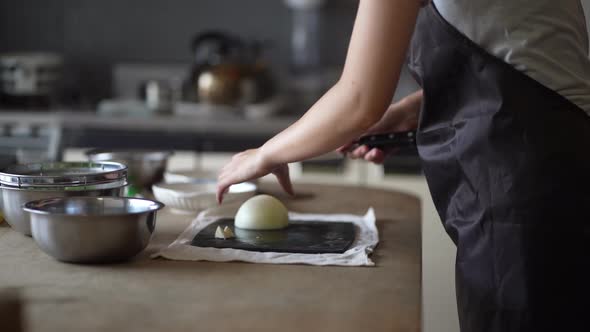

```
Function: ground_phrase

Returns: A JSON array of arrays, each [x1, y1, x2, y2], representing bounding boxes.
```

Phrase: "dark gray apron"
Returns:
[[408, 4, 590, 332]]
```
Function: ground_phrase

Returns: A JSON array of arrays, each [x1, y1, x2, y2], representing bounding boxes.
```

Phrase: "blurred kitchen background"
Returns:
[[0, 0, 420, 167], [1, 1, 589, 332], [0, 0, 356, 107]]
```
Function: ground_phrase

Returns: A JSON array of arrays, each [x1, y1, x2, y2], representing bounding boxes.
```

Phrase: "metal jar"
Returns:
[[0, 162, 128, 236]]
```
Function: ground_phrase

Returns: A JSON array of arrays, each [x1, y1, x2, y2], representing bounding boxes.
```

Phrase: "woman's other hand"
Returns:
[[338, 90, 422, 164], [216, 149, 294, 204]]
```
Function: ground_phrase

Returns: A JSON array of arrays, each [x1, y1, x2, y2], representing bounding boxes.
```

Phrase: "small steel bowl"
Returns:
[[0, 162, 128, 236], [86, 150, 173, 191], [1, 182, 126, 236], [23, 197, 164, 264]]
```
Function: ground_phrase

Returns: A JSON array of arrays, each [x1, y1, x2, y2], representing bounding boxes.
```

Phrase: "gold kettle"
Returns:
[[185, 31, 275, 106]]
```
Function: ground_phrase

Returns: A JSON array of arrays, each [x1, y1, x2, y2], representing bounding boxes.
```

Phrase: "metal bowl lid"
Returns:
[[0, 178, 127, 192], [0, 162, 127, 188]]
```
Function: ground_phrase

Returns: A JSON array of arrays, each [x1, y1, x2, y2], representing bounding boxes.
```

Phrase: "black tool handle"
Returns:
[[355, 130, 417, 149]]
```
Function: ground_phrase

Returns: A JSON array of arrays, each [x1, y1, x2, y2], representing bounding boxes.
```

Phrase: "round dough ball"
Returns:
[[234, 194, 289, 230]]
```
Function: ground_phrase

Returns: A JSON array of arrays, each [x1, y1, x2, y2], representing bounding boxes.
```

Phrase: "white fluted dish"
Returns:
[[152, 182, 257, 214]]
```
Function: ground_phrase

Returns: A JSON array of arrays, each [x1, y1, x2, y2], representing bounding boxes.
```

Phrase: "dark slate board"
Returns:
[[191, 219, 356, 254]]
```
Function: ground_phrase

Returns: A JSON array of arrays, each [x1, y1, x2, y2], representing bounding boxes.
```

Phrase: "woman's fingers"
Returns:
[[273, 165, 295, 196], [337, 143, 354, 154], [350, 145, 369, 159], [217, 148, 296, 203], [216, 162, 240, 203], [341, 144, 391, 164], [216, 179, 230, 204], [364, 147, 399, 164], [364, 148, 386, 164], [216, 168, 235, 203]]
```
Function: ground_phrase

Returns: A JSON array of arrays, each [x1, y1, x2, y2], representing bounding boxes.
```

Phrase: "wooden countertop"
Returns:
[[0, 183, 421, 332]]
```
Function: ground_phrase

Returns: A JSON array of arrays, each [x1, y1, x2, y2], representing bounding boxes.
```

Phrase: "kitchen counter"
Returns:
[[0, 111, 296, 134], [0, 111, 296, 152], [0, 183, 421, 332]]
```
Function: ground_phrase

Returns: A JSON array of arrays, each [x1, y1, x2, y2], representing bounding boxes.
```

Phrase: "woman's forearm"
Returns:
[[260, 82, 380, 165], [377, 89, 423, 132], [259, 0, 421, 167]]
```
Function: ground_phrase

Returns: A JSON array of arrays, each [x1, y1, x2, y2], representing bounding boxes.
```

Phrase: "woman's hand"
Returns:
[[215, 0, 420, 202], [216, 148, 294, 204], [338, 90, 422, 164]]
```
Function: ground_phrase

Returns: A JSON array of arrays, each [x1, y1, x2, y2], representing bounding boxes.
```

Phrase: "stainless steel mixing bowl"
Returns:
[[86, 150, 173, 191], [2, 183, 126, 236], [23, 197, 164, 263], [0, 162, 128, 236]]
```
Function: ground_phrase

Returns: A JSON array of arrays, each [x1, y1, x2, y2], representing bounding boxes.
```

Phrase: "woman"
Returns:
[[217, 1, 590, 331]]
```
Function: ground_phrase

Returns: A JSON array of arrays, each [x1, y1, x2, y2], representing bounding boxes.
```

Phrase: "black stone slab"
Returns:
[[191, 218, 356, 254]]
